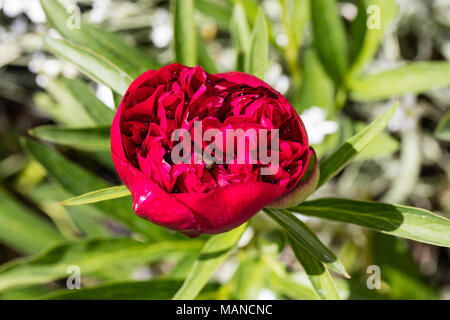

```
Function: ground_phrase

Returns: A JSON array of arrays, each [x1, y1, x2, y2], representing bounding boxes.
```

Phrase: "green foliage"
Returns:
[[294, 198, 450, 247], [0, 0, 449, 301], [0, 238, 202, 291], [173, 0, 197, 66], [173, 224, 247, 300]]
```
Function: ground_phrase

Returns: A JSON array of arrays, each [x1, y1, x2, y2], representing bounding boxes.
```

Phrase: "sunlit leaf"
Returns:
[[269, 272, 318, 300], [173, 223, 247, 300], [40, 0, 158, 76], [294, 198, 450, 247], [173, 0, 197, 66], [287, 236, 340, 300], [0, 238, 202, 291], [62, 186, 130, 206], [29, 125, 110, 152], [0, 187, 64, 255], [350, 62, 450, 102], [22, 138, 179, 241], [44, 36, 132, 95], [245, 8, 269, 79], [61, 77, 114, 125], [318, 102, 398, 187], [264, 209, 349, 278]]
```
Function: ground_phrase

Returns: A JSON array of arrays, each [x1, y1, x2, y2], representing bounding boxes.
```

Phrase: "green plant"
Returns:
[[1, 0, 449, 300]]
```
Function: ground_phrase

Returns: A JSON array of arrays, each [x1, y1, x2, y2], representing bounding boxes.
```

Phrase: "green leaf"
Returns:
[[61, 77, 114, 125], [371, 233, 439, 299], [310, 0, 348, 85], [43, 78, 96, 126], [0, 187, 64, 255], [350, 62, 450, 102], [173, 0, 197, 66], [86, 25, 159, 73], [318, 102, 398, 187], [287, 236, 340, 300], [44, 36, 133, 95], [173, 223, 247, 300], [195, 0, 233, 30], [269, 272, 318, 300], [294, 48, 335, 115], [21, 138, 178, 241], [0, 285, 55, 300], [231, 2, 251, 55], [264, 209, 349, 278], [0, 238, 202, 292], [28, 181, 112, 237], [40, 0, 158, 76], [245, 8, 269, 79], [294, 198, 450, 247], [62, 186, 131, 206], [29, 125, 110, 152], [349, 0, 398, 78], [232, 256, 269, 299], [40, 279, 218, 300], [435, 109, 450, 141], [197, 36, 218, 73]]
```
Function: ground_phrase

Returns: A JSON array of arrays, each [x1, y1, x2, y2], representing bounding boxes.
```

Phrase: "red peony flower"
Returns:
[[111, 63, 318, 236]]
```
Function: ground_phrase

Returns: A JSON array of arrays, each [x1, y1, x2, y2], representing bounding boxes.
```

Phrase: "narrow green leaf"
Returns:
[[112, 91, 123, 110], [318, 102, 398, 187], [310, 0, 348, 85], [62, 186, 131, 206], [349, 0, 398, 78], [269, 272, 318, 300], [40, 279, 218, 300], [173, 223, 247, 300], [245, 8, 269, 79], [264, 209, 349, 278], [435, 109, 450, 141], [29, 125, 110, 152], [21, 138, 178, 241], [44, 78, 96, 126], [197, 36, 218, 73], [350, 62, 450, 102], [0, 238, 202, 291], [0, 187, 64, 255], [287, 236, 340, 300], [195, 0, 233, 30], [294, 48, 334, 114], [232, 256, 269, 299], [86, 25, 160, 73], [231, 2, 251, 54], [173, 0, 197, 66], [40, 0, 158, 76], [44, 36, 133, 95], [61, 77, 114, 125], [293, 198, 450, 247], [0, 285, 55, 300]]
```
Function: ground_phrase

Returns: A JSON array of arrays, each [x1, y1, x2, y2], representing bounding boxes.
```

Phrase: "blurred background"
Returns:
[[0, 0, 449, 300]]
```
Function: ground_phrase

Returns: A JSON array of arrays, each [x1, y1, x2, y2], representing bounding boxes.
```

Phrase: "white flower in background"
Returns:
[[257, 288, 277, 300], [264, 63, 290, 95], [1, 0, 45, 24], [300, 106, 338, 144], [385, 95, 421, 132], [150, 8, 172, 48], [262, 0, 281, 21], [96, 84, 115, 109], [90, 0, 111, 23]]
